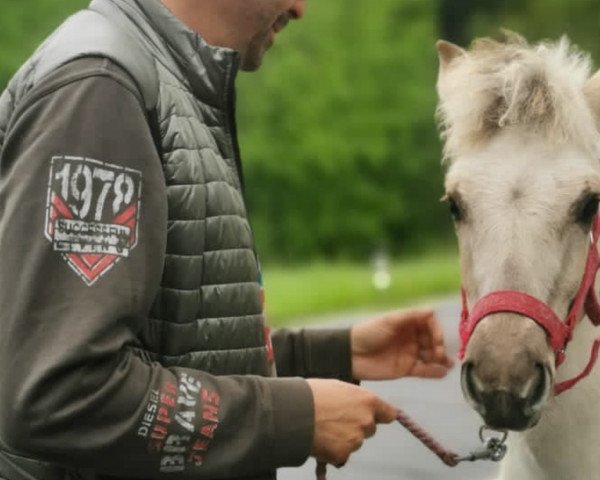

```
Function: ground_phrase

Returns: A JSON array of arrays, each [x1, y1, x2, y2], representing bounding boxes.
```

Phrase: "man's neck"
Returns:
[[159, 0, 244, 54]]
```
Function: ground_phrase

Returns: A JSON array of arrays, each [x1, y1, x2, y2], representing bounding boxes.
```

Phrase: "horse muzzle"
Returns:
[[461, 349, 553, 431]]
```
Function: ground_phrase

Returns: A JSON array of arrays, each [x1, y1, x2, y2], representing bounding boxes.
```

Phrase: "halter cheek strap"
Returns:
[[459, 215, 600, 395], [585, 288, 600, 325]]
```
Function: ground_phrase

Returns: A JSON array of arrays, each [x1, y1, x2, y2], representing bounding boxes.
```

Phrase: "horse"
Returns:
[[435, 34, 600, 479]]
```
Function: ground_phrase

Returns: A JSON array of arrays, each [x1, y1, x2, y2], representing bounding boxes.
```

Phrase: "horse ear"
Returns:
[[437, 40, 466, 71], [437, 40, 467, 101], [584, 70, 600, 126]]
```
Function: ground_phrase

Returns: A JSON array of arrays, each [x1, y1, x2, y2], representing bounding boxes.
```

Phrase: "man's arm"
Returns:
[[271, 328, 354, 381], [0, 58, 314, 478]]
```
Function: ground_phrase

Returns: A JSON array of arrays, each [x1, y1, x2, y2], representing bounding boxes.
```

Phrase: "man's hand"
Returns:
[[307, 379, 397, 466], [351, 308, 454, 380]]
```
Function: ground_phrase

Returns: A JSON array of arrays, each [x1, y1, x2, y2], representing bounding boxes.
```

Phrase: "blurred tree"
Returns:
[[0, 0, 87, 88], [438, 0, 508, 46], [472, 0, 600, 62], [238, 0, 450, 261], [439, 0, 474, 46]]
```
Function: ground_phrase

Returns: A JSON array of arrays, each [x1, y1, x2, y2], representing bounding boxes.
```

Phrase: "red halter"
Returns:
[[459, 215, 600, 395]]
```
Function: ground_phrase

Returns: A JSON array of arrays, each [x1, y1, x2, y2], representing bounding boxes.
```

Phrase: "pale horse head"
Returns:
[[436, 35, 600, 431]]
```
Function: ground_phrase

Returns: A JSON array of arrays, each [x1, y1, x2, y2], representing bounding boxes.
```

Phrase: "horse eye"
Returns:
[[448, 197, 463, 222], [578, 195, 599, 225]]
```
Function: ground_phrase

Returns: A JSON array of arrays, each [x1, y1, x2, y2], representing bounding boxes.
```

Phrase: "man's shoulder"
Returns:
[[31, 57, 144, 107], [32, 8, 158, 111]]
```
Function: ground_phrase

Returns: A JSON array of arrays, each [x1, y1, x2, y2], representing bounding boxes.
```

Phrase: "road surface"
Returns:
[[278, 297, 500, 480]]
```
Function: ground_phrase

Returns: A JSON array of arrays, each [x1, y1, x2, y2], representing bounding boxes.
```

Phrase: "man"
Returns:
[[0, 1, 453, 479]]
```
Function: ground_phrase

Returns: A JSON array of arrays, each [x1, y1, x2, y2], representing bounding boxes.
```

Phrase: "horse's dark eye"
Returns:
[[448, 197, 463, 222], [579, 196, 599, 225]]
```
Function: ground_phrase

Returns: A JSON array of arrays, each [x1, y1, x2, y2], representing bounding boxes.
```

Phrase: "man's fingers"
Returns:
[[419, 312, 454, 367], [423, 312, 445, 346], [398, 307, 435, 322], [411, 361, 452, 379], [374, 398, 397, 423], [435, 345, 455, 368]]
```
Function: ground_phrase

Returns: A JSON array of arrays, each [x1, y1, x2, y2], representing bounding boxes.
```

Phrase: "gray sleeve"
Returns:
[[0, 59, 313, 478], [272, 328, 354, 381]]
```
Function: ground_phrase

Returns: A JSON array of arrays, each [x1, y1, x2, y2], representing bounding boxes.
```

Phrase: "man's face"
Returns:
[[237, 0, 306, 70]]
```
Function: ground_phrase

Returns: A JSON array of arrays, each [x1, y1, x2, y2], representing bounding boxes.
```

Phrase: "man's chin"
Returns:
[[240, 59, 262, 72], [240, 51, 267, 71], [240, 37, 274, 71]]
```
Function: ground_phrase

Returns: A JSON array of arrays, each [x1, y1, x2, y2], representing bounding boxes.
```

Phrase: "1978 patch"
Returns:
[[45, 156, 142, 285]]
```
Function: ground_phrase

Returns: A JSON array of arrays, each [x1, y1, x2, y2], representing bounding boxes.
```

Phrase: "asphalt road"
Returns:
[[278, 297, 500, 480]]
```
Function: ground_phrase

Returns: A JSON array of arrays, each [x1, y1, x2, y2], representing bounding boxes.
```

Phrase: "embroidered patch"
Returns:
[[45, 156, 142, 285]]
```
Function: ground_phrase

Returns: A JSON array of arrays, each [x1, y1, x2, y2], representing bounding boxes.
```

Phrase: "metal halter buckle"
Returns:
[[456, 426, 508, 463]]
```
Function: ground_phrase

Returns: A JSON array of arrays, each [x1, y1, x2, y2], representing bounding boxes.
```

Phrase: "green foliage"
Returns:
[[238, 0, 451, 261], [469, 0, 600, 60], [0, 0, 87, 88]]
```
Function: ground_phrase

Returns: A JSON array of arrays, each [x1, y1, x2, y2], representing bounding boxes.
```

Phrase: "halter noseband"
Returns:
[[459, 214, 600, 395]]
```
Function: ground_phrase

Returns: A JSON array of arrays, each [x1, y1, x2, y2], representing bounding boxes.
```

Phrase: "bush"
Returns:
[[238, 0, 452, 261]]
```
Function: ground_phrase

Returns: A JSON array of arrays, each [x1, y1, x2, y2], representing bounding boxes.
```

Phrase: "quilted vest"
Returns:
[[0, 0, 271, 376]]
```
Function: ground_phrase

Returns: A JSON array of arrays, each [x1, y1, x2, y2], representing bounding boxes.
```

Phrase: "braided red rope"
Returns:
[[315, 461, 327, 480], [394, 409, 459, 466], [314, 408, 459, 479]]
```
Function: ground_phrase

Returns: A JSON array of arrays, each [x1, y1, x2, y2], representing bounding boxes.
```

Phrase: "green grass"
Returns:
[[262, 251, 461, 326]]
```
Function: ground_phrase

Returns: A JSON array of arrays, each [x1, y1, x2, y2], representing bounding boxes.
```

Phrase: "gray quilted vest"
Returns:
[[0, 0, 271, 376]]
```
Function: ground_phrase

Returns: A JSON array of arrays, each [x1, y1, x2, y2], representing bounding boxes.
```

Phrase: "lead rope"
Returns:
[[315, 461, 326, 480], [394, 409, 460, 466], [315, 408, 478, 479], [315, 409, 508, 478]]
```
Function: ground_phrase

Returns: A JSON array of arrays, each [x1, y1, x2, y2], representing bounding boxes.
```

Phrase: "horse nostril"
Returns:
[[461, 362, 483, 411], [525, 363, 551, 415]]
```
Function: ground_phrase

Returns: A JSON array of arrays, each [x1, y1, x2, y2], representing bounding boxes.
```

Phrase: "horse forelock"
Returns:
[[437, 35, 600, 163]]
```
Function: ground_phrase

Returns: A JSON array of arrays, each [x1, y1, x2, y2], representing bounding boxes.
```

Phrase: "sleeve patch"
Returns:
[[44, 155, 142, 286]]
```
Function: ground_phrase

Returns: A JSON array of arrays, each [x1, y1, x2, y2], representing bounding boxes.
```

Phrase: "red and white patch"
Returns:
[[45, 156, 142, 286]]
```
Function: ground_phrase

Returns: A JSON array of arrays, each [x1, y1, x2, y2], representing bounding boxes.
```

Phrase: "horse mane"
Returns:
[[437, 33, 600, 162]]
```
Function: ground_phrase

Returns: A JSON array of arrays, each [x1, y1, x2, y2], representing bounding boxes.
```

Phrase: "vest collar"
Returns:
[[94, 0, 239, 110]]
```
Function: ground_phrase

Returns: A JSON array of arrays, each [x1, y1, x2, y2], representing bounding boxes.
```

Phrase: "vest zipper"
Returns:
[[224, 54, 245, 193]]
